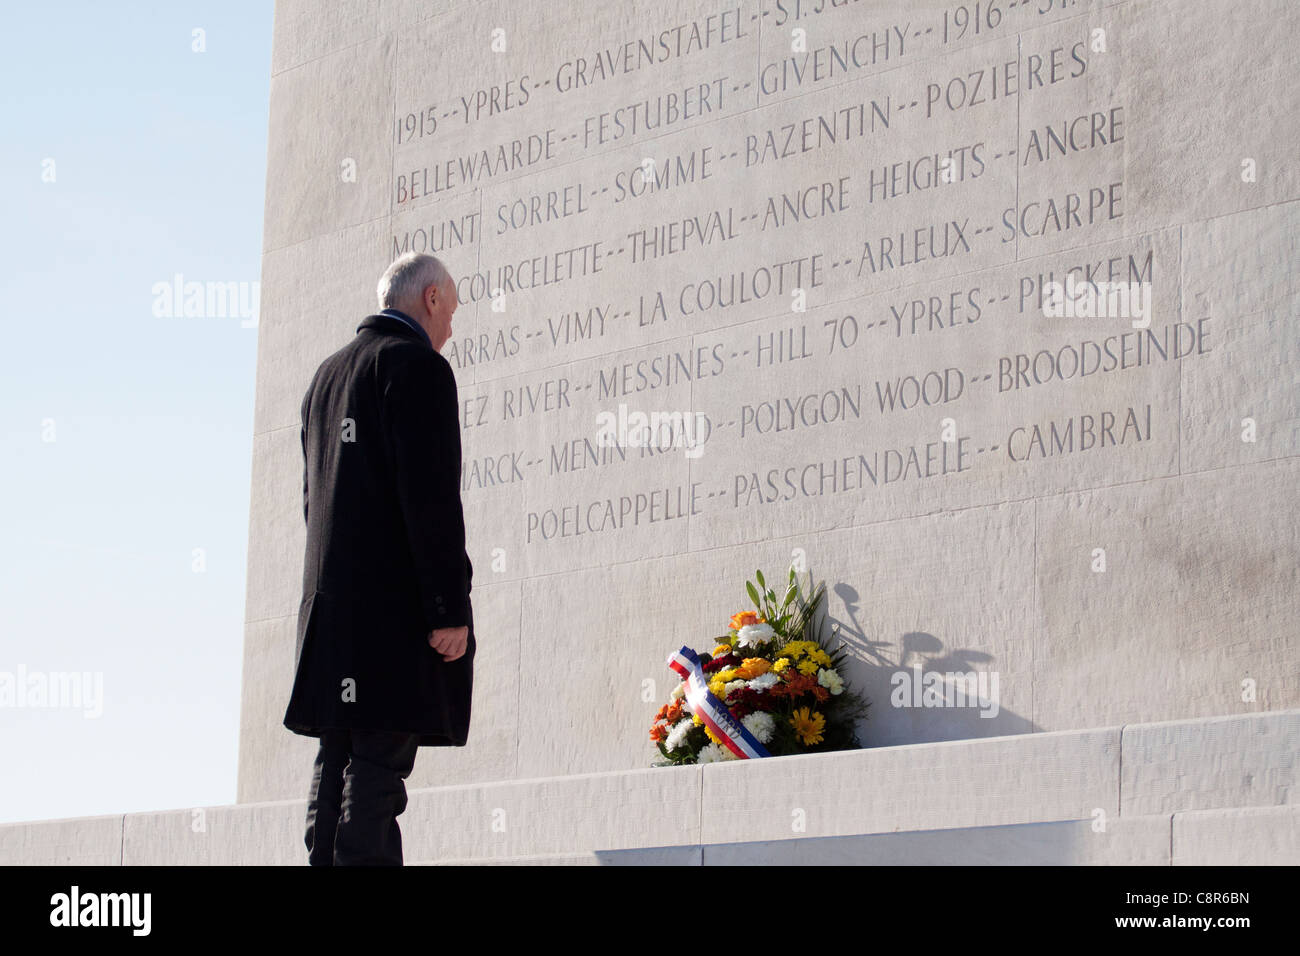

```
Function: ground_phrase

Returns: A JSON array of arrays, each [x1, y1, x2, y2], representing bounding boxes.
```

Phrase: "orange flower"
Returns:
[[729, 611, 764, 630], [734, 658, 772, 680], [650, 724, 668, 742], [728, 613, 764, 634], [782, 673, 818, 697], [664, 700, 684, 723]]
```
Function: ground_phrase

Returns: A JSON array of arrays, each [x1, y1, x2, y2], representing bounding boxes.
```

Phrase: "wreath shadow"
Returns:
[[822, 579, 1041, 748]]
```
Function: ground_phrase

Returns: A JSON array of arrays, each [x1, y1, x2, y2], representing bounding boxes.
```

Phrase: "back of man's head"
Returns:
[[377, 252, 449, 314]]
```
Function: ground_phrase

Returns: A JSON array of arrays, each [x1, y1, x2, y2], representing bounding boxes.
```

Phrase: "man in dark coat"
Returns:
[[284, 251, 474, 866]]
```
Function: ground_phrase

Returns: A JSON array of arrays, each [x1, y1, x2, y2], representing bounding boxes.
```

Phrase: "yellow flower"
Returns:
[[797, 659, 820, 676], [735, 658, 771, 680], [704, 726, 721, 745], [772, 657, 791, 673], [790, 707, 826, 746], [692, 712, 704, 726], [708, 679, 725, 697], [712, 644, 732, 657], [715, 668, 738, 683], [784, 640, 826, 661]]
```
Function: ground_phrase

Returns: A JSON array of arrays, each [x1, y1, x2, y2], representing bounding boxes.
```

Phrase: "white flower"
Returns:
[[742, 711, 776, 744], [736, 622, 775, 648], [665, 716, 695, 751], [696, 743, 725, 764], [747, 672, 780, 692], [817, 668, 844, 695], [670, 681, 686, 700], [723, 680, 747, 697]]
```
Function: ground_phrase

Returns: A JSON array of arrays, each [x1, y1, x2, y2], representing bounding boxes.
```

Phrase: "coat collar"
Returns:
[[357, 310, 432, 349]]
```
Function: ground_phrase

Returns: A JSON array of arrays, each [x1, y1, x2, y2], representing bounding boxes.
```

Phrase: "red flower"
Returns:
[[727, 688, 777, 720], [780, 673, 820, 699]]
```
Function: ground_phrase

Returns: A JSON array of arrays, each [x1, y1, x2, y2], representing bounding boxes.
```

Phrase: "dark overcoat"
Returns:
[[283, 313, 475, 746]]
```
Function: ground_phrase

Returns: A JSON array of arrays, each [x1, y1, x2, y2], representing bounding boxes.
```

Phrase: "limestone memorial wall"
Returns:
[[238, 0, 1300, 803]]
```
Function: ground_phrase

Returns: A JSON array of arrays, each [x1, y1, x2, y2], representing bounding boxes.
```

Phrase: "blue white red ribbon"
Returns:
[[667, 646, 771, 760]]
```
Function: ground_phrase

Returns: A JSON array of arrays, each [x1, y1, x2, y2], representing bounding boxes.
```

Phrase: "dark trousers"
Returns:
[[304, 728, 419, 866]]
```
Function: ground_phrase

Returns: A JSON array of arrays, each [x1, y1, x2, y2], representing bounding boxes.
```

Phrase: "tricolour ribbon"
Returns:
[[667, 646, 771, 760]]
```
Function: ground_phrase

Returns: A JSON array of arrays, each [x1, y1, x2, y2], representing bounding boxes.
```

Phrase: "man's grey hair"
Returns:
[[376, 252, 451, 311]]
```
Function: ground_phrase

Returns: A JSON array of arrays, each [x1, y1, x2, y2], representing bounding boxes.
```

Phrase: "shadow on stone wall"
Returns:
[[825, 580, 1040, 748]]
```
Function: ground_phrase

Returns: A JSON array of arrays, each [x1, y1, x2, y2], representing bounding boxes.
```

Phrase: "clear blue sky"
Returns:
[[0, 1, 272, 824]]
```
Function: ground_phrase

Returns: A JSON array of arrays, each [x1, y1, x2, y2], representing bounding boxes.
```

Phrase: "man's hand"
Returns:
[[428, 626, 468, 662]]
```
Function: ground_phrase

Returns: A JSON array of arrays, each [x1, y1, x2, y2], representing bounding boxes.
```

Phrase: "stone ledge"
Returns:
[[417, 815, 1173, 866], [0, 813, 124, 867], [412, 808, 1299, 865], [1121, 710, 1299, 816], [1172, 804, 1300, 865], [2, 709, 1294, 865]]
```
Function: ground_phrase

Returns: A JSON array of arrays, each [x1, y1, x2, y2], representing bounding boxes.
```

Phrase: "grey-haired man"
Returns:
[[285, 252, 475, 865]]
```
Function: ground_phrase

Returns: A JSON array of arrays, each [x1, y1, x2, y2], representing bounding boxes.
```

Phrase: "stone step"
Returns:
[[2, 709, 1295, 865], [412, 804, 1300, 866]]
